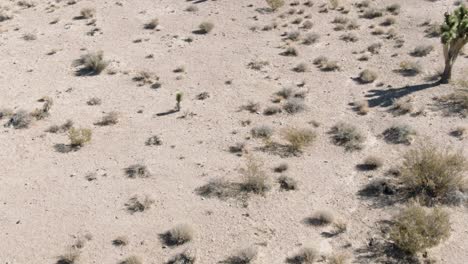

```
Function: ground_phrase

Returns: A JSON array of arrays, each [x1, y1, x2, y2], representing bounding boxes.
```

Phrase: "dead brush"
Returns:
[[281, 127, 316, 154], [240, 156, 270, 195], [160, 224, 194, 246], [329, 122, 365, 151], [73, 51, 108, 76], [125, 195, 154, 213]]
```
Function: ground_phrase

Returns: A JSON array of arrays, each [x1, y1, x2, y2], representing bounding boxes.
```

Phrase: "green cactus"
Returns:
[[175, 92, 183, 111], [440, 5, 468, 83]]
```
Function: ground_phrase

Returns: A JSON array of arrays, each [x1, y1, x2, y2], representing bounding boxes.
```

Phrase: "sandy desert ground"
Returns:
[[0, 0, 467, 263]]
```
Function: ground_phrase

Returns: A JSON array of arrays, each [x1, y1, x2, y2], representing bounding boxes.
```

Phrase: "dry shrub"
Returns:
[[328, 253, 349, 264], [73, 51, 108, 75], [119, 256, 142, 264], [241, 101, 260, 113], [358, 69, 378, 84], [47, 120, 73, 133], [283, 98, 305, 114], [198, 21, 214, 34], [125, 164, 151, 178], [329, 123, 365, 151], [302, 33, 319, 45], [161, 224, 194, 246], [251, 125, 274, 139], [411, 45, 434, 57], [125, 195, 154, 213], [400, 145, 467, 205], [398, 61, 422, 76], [353, 100, 369, 115], [5, 110, 32, 129], [435, 89, 468, 117], [240, 156, 270, 195], [95, 111, 119, 126], [80, 8, 95, 19], [68, 128, 92, 147], [281, 127, 316, 152], [225, 247, 258, 264], [144, 18, 158, 29], [146, 135, 162, 146], [307, 210, 335, 226], [340, 33, 358, 42], [358, 156, 383, 171], [391, 98, 413, 115], [57, 249, 80, 264], [167, 249, 196, 264], [287, 247, 318, 263], [112, 236, 129, 247], [362, 8, 383, 19], [266, 0, 285, 11], [390, 204, 450, 255], [383, 125, 415, 145], [278, 175, 298, 191]]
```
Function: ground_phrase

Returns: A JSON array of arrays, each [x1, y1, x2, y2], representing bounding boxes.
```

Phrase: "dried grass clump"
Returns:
[[400, 145, 467, 205], [241, 101, 261, 113], [251, 125, 274, 139], [68, 128, 92, 147], [95, 111, 119, 126], [198, 21, 214, 34], [391, 98, 413, 115], [281, 127, 316, 153], [386, 4, 400, 15], [247, 60, 269, 71], [87, 97, 101, 105], [302, 33, 319, 45], [410, 45, 434, 57], [112, 236, 129, 247], [287, 247, 318, 263], [263, 106, 282, 115], [144, 18, 159, 29], [307, 210, 335, 226], [357, 156, 383, 171], [398, 61, 422, 76], [357, 69, 378, 84], [161, 224, 194, 246], [328, 253, 349, 264], [283, 98, 306, 114], [47, 120, 73, 133], [146, 135, 162, 146], [119, 256, 142, 264], [266, 0, 285, 11], [293, 62, 309, 72], [125, 164, 151, 178], [390, 204, 450, 255], [329, 123, 365, 151], [381, 17, 396, 26], [383, 125, 416, 145], [125, 195, 154, 213], [225, 247, 258, 264], [73, 51, 108, 76], [167, 249, 197, 264], [353, 100, 369, 115], [281, 46, 299, 56], [362, 8, 383, 19], [57, 249, 80, 264], [5, 110, 32, 129], [278, 175, 298, 191], [435, 89, 468, 117], [80, 8, 95, 19], [240, 157, 270, 195], [340, 33, 358, 42]]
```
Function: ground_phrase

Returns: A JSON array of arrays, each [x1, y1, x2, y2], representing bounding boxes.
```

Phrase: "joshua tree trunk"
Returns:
[[440, 39, 465, 84]]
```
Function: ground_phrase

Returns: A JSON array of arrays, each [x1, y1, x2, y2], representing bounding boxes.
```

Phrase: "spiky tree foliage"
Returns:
[[440, 6, 468, 83]]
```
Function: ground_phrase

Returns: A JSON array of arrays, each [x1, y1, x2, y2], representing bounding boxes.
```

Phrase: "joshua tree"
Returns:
[[175, 92, 183, 111], [440, 5, 467, 83]]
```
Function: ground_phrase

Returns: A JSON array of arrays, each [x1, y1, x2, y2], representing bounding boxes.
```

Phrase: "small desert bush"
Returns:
[[411, 45, 434, 57], [161, 224, 194, 246], [383, 125, 416, 145], [274, 163, 288, 173], [247, 60, 269, 71], [398, 61, 422, 76], [329, 123, 365, 151], [293, 62, 309, 72], [367, 42, 382, 54], [125, 164, 151, 178], [451, 126, 466, 139], [278, 175, 298, 191], [80, 8, 95, 19], [287, 31, 301, 41], [281, 127, 316, 152], [358, 69, 378, 84], [281, 46, 298, 56], [125, 195, 154, 213], [283, 98, 305, 114], [251, 125, 274, 139], [47, 120, 73, 133], [381, 17, 396, 26], [353, 100, 369, 115], [358, 156, 383, 171], [242, 101, 261, 113], [5, 110, 32, 129], [73, 51, 108, 75], [307, 210, 335, 226], [362, 8, 383, 19], [87, 97, 101, 105], [144, 18, 158, 29], [198, 21, 214, 34], [320, 61, 340, 71], [57, 249, 80, 264], [240, 157, 270, 195], [266, 0, 285, 11], [68, 128, 92, 147], [95, 111, 119, 126], [340, 33, 358, 42], [146, 135, 162, 146], [328, 253, 349, 264], [390, 204, 450, 255], [302, 33, 319, 45], [119, 256, 142, 264], [112, 236, 129, 247], [435, 90, 468, 117], [386, 4, 400, 15], [400, 145, 467, 205], [225, 247, 258, 264], [263, 106, 282, 115], [288, 247, 318, 264], [167, 249, 196, 264]]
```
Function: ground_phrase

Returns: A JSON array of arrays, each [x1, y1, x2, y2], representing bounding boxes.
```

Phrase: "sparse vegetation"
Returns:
[[281, 127, 316, 153], [5, 110, 32, 129], [161, 224, 194, 246], [224, 247, 258, 264], [198, 22, 214, 34], [287, 247, 318, 264], [68, 128, 92, 147], [80, 8, 95, 19], [95, 111, 119, 126], [383, 125, 416, 145], [240, 156, 270, 195], [283, 98, 305, 114], [251, 125, 274, 139], [167, 249, 196, 264], [358, 156, 383, 171], [73, 51, 108, 75], [411, 45, 434, 57], [400, 145, 467, 205], [398, 61, 422, 76], [112, 236, 129, 247], [125, 195, 154, 213], [390, 204, 451, 255], [357, 69, 378, 84], [57, 249, 80, 264], [144, 18, 159, 29], [307, 210, 335, 226], [266, 0, 285, 11], [278, 175, 298, 191], [125, 164, 151, 178], [329, 123, 365, 151]]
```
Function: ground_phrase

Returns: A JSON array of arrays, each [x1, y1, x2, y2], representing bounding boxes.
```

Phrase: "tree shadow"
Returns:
[[365, 82, 440, 108], [156, 109, 178, 116]]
